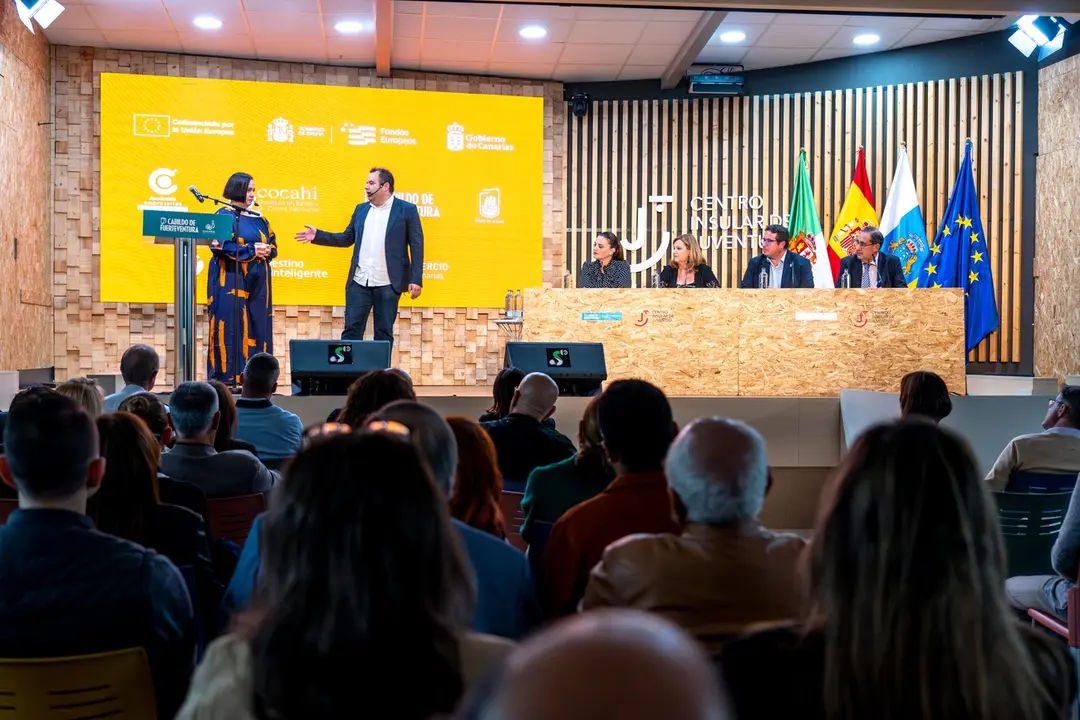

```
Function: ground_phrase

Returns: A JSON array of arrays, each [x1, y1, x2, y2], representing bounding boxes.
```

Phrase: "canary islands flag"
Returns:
[[827, 148, 878, 282], [879, 146, 929, 287], [917, 141, 999, 352]]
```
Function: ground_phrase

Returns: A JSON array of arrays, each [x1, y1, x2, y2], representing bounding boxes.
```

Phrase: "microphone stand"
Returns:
[[194, 191, 262, 390]]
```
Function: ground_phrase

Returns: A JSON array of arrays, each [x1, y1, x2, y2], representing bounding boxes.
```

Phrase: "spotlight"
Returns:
[[14, 0, 65, 32], [569, 92, 590, 119], [1009, 15, 1069, 60]]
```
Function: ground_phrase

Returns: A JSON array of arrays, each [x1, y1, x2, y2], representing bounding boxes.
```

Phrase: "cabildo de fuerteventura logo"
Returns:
[[267, 117, 295, 143]]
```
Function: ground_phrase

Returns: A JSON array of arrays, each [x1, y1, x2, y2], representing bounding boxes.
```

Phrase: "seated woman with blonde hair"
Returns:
[[659, 234, 719, 288], [54, 377, 104, 418]]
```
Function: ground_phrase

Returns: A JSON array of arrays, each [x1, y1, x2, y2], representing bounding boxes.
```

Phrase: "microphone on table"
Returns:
[[188, 186, 205, 203]]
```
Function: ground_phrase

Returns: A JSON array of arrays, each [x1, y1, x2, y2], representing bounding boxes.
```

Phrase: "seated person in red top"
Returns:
[[539, 379, 682, 616]]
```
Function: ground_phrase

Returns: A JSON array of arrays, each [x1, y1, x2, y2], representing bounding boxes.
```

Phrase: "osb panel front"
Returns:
[[523, 288, 965, 397], [1035, 54, 1080, 379], [51, 45, 564, 387], [0, 3, 51, 373]]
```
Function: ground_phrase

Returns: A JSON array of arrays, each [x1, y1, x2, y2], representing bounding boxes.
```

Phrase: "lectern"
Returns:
[[142, 209, 231, 385]]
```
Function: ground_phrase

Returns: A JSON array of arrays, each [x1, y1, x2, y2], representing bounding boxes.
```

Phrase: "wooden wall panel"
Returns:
[[566, 73, 1027, 372], [50, 46, 564, 388], [1035, 55, 1080, 378]]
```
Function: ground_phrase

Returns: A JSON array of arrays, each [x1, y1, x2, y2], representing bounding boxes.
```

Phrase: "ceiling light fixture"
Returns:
[[719, 30, 746, 43], [335, 19, 367, 34], [14, 0, 65, 32], [853, 33, 880, 46], [192, 16, 223, 30], [519, 25, 548, 40]]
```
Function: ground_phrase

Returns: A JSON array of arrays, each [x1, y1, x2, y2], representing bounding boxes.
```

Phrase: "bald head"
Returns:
[[483, 610, 730, 720], [665, 417, 768, 525], [509, 372, 559, 422]]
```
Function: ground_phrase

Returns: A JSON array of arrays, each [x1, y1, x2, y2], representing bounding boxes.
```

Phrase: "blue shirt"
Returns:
[[104, 384, 149, 413], [222, 516, 539, 640], [234, 397, 303, 461]]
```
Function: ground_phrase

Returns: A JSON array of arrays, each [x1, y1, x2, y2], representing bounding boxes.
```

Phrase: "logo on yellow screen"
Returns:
[[133, 114, 171, 138]]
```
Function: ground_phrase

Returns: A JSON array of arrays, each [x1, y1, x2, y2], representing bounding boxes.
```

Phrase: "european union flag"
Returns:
[[917, 141, 999, 352]]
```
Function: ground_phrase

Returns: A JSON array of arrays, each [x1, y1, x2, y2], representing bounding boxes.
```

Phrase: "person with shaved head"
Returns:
[[582, 417, 806, 652], [481, 372, 575, 491], [460, 609, 731, 720]]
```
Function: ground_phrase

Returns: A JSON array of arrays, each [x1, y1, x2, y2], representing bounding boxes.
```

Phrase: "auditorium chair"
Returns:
[[0, 498, 17, 524], [1027, 582, 1080, 714], [499, 490, 527, 552], [1005, 470, 1079, 494], [206, 493, 266, 547], [0, 647, 155, 718], [996, 491, 1072, 576]]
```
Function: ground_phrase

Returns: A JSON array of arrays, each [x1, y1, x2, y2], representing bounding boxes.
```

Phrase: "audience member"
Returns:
[[899, 370, 952, 423], [89, 412, 211, 575], [482, 372, 575, 490], [521, 394, 613, 544], [104, 344, 161, 412], [458, 610, 731, 720], [119, 392, 209, 520], [448, 416, 506, 538], [337, 369, 417, 427], [0, 393, 194, 718], [55, 377, 104, 418], [583, 418, 805, 651], [233, 353, 302, 463], [720, 419, 1076, 719], [159, 382, 274, 498], [985, 384, 1080, 491], [539, 379, 682, 616], [480, 367, 526, 423], [208, 380, 260, 457], [178, 431, 513, 719], [224, 401, 540, 640], [0, 386, 56, 496], [388, 367, 414, 386]]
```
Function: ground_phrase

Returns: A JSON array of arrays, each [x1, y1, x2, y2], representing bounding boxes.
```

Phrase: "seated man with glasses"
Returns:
[[834, 226, 906, 288], [985, 385, 1080, 493], [739, 224, 814, 289]]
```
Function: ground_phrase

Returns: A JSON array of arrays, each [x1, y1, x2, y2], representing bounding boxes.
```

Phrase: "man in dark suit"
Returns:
[[739, 224, 814, 289], [295, 166, 424, 347], [835, 226, 906, 288]]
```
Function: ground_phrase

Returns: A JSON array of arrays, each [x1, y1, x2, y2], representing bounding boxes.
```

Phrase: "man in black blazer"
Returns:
[[739, 224, 814, 289], [295, 167, 424, 346], [835, 226, 906, 288]]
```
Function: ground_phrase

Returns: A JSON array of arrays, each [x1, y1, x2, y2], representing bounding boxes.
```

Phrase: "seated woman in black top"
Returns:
[[579, 232, 631, 288], [659, 234, 718, 288], [719, 419, 1076, 720]]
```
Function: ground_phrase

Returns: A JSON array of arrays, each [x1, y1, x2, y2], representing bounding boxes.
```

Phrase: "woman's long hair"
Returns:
[[670, 233, 705, 270], [244, 432, 475, 720], [447, 417, 506, 537], [808, 419, 1071, 720], [338, 370, 417, 428], [209, 379, 238, 452], [574, 394, 608, 479], [487, 367, 525, 418], [88, 412, 161, 546]]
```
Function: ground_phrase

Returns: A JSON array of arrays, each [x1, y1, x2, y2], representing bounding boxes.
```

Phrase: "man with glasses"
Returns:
[[986, 385, 1080, 492], [739, 225, 814, 289], [834, 226, 906, 288]]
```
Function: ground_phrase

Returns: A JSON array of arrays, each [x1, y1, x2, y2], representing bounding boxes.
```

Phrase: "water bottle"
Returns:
[[504, 290, 512, 315], [758, 267, 769, 289], [840, 269, 851, 289], [513, 290, 522, 318], [650, 272, 660, 289], [563, 270, 572, 289]]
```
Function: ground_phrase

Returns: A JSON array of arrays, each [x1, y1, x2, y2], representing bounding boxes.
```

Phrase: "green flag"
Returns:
[[787, 151, 833, 288]]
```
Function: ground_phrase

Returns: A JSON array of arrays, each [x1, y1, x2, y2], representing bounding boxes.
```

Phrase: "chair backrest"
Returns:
[[206, 493, 266, 546], [0, 499, 18, 525], [0, 647, 156, 718], [526, 520, 555, 576], [1005, 471, 1079, 494], [996, 491, 1073, 576], [499, 491, 527, 552]]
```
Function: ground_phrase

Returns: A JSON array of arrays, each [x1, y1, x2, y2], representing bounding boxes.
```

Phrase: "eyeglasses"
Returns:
[[301, 422, 352, 449], [855, 240, 878, 248], [365, 420, 411, 437], [761, 238, 778, 246], [1050, 397, 1063, 407]]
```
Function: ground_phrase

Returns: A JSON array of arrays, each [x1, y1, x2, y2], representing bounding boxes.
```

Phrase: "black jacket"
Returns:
[[480, 414, 576, 490], [740, 252, 815, 288], [313, 197, 424, 293], [658, 264, 719, 288], [835, 252, 907, 288]]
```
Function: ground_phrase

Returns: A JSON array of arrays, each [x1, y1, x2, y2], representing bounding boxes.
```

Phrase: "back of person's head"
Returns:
[[489, 367, 526, 418], [597, 380, 674, 473], [208, 379, 238, 451], [388, 367, 413, 387], [88, 412, 159, 544], [9, 384, 55, 410], [1046, 384, 1080, 430], [899, 371, 952, 423], [481, 610, 730, 720], [446, 416, 505, 537], [242, 353, 280, 396], [246, 431, 473, 719], [368, 400, 458, 495], [665, 418, 768, 525], [0, 393, 102, 501], [55, 378, 104, 418], [511, 372, 560, 421], [168, 382, 219, 438], [810, 419, 1071, 719], [339, 370, 418, 428], [118, 392, 171, 445], [119, 344, 160, 390], [574, 393, 608, 477]]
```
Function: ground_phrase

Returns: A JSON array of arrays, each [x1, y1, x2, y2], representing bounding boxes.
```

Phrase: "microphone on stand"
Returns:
[[189, 186, 206, 203]]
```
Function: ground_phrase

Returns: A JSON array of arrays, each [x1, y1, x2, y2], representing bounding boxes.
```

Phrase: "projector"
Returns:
[[14, 0, 65, 32], [686, 64, 745, 96]]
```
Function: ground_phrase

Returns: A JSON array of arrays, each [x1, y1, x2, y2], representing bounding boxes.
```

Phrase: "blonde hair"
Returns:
[[671, 234, 704, 270], [55, 377, 104, 418]]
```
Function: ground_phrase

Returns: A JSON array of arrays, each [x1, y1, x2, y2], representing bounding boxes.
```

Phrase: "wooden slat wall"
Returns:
[[566, 73, 1027, 368]]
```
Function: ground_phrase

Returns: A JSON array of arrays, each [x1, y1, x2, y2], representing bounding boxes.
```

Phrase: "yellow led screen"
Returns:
[[100, 73, 544, 307]]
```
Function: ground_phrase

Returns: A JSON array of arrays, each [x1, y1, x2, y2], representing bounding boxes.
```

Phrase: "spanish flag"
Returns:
[[827, 148, 878, 282]]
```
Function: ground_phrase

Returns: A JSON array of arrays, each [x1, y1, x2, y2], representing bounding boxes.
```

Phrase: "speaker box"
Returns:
[[289, 340, 391, 396], [504, 342, 606, 397]]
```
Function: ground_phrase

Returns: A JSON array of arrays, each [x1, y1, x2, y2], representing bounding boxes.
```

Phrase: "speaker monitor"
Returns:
[[503, 342, 606, 397], [289, 340, 391, 396]]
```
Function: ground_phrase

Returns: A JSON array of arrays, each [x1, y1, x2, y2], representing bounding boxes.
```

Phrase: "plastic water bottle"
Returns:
[[840, 269, 851, 289], [758, 267, 768, 289]]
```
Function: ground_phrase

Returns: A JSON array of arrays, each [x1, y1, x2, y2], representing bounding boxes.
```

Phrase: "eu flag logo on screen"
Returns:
[[917, 141, 999, 352]]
